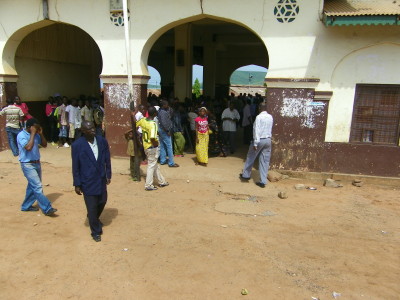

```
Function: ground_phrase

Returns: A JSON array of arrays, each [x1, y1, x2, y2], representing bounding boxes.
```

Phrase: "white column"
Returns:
[[203, 38, 216, 98]]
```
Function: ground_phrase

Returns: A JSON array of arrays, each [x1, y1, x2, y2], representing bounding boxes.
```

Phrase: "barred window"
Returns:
[[350, 84, 400, 145]]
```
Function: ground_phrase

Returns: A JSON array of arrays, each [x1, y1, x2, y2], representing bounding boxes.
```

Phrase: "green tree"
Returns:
[[192, 78, 201, 98]]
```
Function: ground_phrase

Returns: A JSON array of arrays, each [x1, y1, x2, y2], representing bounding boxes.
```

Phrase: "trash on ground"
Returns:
[[247, 196, 257, 202], [332, 291, 341, 298], [306, 187, 317, 190], [241, 288, 248, 295], [260, 211, 276, 217], [122, 248, 129, 251]]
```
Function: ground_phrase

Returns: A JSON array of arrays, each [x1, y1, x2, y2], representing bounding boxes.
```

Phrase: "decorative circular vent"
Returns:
[[110, 11, 129, 26], [274, 0, 300, 23]]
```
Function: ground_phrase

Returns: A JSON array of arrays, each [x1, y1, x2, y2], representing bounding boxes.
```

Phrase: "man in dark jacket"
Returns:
[[71, 121, 112, 242]]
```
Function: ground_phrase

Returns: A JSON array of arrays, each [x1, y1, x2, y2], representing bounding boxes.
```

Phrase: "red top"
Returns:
[[15, 103, 32, 121], [45, 104, 57, 116], [195, 116, 208, 133]]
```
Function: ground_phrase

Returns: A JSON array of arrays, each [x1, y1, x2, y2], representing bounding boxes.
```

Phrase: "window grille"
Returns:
[[350, 84, 400, 145]]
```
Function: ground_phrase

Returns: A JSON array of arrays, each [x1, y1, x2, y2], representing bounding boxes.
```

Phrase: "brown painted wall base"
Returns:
[[267, 87, 400, 178], [103, 82, 147, 156], [0, 82, 18, 151]]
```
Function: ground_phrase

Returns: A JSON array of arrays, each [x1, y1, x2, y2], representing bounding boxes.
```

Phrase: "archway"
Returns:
[[145, 16, 268, 101], [2, 21, 102, 123], [147, 65, 161, 97], [229, 64, 268, 97]]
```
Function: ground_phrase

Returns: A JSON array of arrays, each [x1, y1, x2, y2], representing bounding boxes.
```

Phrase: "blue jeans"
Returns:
[[159, 130, 175, 166], [6, 127, 21, 156], [20, 163, 53, 213]]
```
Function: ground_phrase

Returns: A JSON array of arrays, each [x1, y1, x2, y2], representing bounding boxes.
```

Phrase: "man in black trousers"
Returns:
[[71, 121, 112, 242]]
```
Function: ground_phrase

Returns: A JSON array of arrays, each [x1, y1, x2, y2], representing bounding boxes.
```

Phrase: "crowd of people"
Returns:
[[45, 94, 105, 147], [1, 91, 273, 242], [126, 92, 272, 191], [0, 94, 105, 152]]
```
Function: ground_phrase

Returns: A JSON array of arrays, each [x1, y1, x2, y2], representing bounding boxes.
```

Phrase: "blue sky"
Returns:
[[148, 64, 267, 86]]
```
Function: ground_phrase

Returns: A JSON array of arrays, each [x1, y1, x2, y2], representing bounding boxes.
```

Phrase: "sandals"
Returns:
[[168, 164, 179, 168]]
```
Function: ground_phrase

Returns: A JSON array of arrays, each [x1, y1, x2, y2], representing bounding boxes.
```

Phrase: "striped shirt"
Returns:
[[0, 105, 24, 128]]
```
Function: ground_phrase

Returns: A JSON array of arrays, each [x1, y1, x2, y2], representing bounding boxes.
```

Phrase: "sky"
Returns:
[[147, 64, 267, 86]]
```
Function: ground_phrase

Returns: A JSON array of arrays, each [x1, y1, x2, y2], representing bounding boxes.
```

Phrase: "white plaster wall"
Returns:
[[325, 43, 400, 142], [1, 0, 400, 141]]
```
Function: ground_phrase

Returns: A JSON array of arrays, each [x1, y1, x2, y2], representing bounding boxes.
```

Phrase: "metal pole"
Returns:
[[122, 0, 134, 105]]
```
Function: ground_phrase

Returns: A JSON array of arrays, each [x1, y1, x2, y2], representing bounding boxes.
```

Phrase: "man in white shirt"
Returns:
[[221, 102, 240, 154], [240, 102, 273, 188], [66, 99, 78, 143]]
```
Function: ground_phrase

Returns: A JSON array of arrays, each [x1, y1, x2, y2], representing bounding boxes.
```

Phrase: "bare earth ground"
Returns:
[[0, 144, 399, 300]]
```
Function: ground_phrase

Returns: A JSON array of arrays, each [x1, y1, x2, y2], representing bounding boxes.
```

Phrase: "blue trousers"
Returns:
[[20, 163, 53, 213], [6, 127, 21, 156], [159, 130, 175, 166], [241, 138, 272, 185], [84, 192, 107, 237]]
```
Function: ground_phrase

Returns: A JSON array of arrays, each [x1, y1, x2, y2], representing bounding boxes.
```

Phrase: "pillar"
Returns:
[[100, 75, 149, 156], [0, 74, 19, 151], [203, 37, 216, 98], [174, 24, 193, 101]]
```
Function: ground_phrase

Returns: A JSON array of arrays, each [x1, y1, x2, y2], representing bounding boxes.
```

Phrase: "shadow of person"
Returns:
[[84, 208, 119, 227], [100, 208, 118, 226], [46, 192, 63, 204]]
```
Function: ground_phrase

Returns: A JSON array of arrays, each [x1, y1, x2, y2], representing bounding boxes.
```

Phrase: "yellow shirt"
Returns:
[[136, 118, 158, 150]]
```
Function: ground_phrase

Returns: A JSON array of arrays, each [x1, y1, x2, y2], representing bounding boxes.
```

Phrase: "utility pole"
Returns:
[[248, 73, 253, 92]]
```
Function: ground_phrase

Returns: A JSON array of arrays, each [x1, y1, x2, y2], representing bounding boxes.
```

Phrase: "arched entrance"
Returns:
[[3, 21, 102, 96], [144, 17, 269, 101], [1, 21, 102, 138]]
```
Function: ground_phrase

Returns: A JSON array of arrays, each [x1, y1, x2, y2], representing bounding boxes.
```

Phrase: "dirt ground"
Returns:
[[0, 143, 399, 300]]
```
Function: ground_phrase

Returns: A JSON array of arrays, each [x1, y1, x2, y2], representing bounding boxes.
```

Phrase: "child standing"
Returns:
[[124, 129, 140, 181], [194, 107, 209, 166]]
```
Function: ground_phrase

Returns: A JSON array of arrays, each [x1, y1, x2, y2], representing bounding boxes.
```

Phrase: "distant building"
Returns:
[[0, 0, 399, 176]]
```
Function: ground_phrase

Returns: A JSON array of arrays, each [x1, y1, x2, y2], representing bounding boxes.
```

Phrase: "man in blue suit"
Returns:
[[72, 121, 112, 242]]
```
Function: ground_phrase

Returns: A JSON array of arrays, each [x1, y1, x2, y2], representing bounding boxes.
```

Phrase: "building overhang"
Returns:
[[323, 0, 400, 26], [323, 15, 400, 26]]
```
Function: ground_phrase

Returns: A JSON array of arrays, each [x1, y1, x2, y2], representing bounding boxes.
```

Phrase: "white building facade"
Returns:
[[1, 0, 399, 176]]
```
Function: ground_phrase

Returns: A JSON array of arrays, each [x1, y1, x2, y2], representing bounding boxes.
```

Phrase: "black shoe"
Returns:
[[22, 207, 39, 212], [92, 235, 101, 242], [44, 208, 58, 216], [256, 182, 266, 188], [239, 174, 250, 181]]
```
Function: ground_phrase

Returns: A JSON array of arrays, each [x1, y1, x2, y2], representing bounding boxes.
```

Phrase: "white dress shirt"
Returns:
[[253, 111, 273, 148], [88, 137, 98, 160]]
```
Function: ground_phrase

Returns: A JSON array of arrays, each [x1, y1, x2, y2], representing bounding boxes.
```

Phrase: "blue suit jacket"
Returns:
[[72, 136, 112, 196]]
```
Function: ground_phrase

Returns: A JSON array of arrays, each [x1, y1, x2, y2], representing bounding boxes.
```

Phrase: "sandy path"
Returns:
[[0, 146, 399, 299]]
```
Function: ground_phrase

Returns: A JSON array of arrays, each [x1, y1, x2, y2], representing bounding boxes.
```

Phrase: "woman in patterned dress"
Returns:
[[194, 107, 209, 166]]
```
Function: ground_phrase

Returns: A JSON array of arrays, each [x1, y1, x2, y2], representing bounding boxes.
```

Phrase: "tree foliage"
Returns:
[[192, 78, 201, 98]]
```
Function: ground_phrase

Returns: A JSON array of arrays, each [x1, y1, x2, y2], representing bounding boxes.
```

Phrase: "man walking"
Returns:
[[221, 102, 240, 154], [71, 121, 112, 242], [240, 103, 273, 188], [17, 118, 58, 215], [0, 99, 24, 156]]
